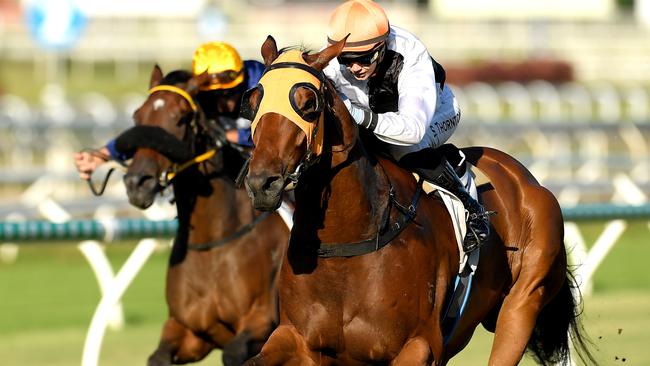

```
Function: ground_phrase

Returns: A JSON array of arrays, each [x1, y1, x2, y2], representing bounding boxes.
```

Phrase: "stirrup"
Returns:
[[463, 241, 480, 253], [463, 227, 486, 253], [467, 210, 497, 221], [462, 210, 495, 253]]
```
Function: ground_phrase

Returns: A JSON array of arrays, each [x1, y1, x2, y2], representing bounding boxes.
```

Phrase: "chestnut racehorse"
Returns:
[[118, 65, 289, 366], [242, 36, 595, 365]]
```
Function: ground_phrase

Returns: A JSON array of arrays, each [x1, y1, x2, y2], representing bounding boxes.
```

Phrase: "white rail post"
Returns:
[[575, 220, 627, 295], [81, 238, 158, 366], [619, 124, 649, 183], [77, 240, 125, 330]]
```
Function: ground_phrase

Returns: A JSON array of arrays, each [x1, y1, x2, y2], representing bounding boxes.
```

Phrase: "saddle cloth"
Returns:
[[421, 179, 479, 274]]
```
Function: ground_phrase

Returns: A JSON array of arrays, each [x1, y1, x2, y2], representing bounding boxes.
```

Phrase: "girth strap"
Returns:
[[316, 181, 423, 258], [187, 212, 271, 251]]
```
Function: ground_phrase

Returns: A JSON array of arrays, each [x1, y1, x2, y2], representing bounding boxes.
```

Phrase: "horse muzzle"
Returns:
[[245, 173, 285, 211], [124, 172, 159, 209]]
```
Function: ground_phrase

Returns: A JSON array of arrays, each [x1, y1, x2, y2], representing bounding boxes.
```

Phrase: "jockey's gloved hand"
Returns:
[[341, 95, 378, 131]]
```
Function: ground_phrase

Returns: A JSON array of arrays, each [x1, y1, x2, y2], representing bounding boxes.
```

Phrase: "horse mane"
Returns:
[[279, 45, 312, 54], [161, 69, 193, 85]]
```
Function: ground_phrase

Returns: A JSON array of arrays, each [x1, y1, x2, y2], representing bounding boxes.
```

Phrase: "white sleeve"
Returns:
[[372, 45, 438, 146], [323, 59, 345, 92]]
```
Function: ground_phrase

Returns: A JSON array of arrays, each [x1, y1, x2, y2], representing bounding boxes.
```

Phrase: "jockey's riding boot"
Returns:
[[416, 158, 490, 252]]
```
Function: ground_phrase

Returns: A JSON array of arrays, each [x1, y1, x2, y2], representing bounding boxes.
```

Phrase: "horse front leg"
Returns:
[[243, 325, 317, 366], [148, 317, 213, 366], [223, 308, 279, 365], [390, 337, 434, 366]]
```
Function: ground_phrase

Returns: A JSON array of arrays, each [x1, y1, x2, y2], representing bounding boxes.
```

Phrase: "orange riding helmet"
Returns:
[[192, 41, 245, 91], [327, 0, 390, 53]]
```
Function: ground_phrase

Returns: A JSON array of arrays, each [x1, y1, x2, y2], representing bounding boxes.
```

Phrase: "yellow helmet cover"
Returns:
[[192, 42, 245, 90], [250, 50, 325, 156]]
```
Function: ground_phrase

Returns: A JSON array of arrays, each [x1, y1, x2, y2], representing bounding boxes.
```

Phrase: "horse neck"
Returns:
[[293, 139, 390, 245], [173, 164, 254, 245]]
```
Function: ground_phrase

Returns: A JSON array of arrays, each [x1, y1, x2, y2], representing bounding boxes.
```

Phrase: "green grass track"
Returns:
[[0, 221, 648, 365]]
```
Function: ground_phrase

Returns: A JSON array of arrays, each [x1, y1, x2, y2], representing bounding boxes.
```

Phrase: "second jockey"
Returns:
[[74, 41, 264, 179]]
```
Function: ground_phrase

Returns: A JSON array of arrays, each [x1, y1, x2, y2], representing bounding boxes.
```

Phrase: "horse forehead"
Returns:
[[153, 98, 165, 110], [261, 113, 304, 136]]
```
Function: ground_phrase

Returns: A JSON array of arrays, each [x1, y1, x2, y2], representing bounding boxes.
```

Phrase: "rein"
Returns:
[[315, 179, 423, 258], [159, 148, 217, 187], [187, 212, 271, 251], [84, 148, 128, 196], [149, 84, 252, 187], [145, 84, 269, 250], [86, 82, 247, 194], [262, 58, 421, 257]]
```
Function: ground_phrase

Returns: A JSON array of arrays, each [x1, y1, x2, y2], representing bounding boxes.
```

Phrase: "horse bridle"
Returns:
[[147, 84, 223, 188], [244, 56, 331, 188], [87, 84, 226, 195]]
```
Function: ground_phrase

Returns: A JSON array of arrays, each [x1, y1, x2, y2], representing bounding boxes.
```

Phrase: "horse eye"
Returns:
[[304, 98, 316, 111], [297, 87, 318, 111], [176, 112, 193, 126]]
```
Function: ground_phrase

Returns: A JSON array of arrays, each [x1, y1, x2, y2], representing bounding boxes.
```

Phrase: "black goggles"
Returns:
[[208, 69, 243, 84], [337, 47, 382, 67], [211, 87, 241, 98]]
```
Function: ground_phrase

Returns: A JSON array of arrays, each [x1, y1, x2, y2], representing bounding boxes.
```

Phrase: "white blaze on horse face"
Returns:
[[153, 98, 165, 110]]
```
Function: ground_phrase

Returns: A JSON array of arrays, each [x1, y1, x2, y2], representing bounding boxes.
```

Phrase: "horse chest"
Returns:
[[280, 260, 417, 358]]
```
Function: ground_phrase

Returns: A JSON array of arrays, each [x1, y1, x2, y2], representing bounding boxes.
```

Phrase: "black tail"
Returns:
[[527, 271, 598, 365]]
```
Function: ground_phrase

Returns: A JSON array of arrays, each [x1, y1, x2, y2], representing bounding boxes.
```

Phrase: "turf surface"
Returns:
[[0, 221, 647, 365]]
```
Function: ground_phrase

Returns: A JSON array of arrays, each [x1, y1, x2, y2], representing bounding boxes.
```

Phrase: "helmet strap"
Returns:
[[376, 42, 386, 64], [369, 42, 386, 78]]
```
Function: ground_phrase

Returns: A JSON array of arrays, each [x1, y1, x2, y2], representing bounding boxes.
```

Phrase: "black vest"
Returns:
[[368, 50, 446, 114]]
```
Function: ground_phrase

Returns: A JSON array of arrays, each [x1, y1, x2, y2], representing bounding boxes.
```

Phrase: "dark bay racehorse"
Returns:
[[241, 36, 595, 365], [118, 65, 289, 366]]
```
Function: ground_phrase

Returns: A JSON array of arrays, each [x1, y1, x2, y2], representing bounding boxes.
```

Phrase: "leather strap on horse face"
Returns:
[[149, 84, 198, 112], [160, 149, 217, 187], [249, 50, 326, 159], [114, 125, 219, 188]]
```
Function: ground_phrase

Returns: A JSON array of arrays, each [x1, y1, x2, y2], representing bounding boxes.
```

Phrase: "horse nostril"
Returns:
[[247, 174, 284, 194], [124, 173, 155, 190]]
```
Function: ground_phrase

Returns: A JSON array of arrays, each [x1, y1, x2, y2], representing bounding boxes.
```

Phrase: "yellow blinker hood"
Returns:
[[250, 50, 325, 156]]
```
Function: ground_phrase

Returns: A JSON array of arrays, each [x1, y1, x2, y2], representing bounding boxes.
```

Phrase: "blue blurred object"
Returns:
[[25, 0, 87, 50], [196, 5, 228, 41]]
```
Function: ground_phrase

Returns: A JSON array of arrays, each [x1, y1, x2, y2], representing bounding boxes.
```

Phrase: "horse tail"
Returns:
[[461, 146, 598, 364], [527, 270, 598, 366]]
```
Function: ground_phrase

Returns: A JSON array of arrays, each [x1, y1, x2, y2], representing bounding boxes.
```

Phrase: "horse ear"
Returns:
[[187, 71, 210, 95], [261, 35, 279, 67], [150, 64, 164, 88], [311, 35, 348, 71]]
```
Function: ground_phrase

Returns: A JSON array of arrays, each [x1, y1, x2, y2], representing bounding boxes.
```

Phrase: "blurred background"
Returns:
[[0, 0, 649, 365]]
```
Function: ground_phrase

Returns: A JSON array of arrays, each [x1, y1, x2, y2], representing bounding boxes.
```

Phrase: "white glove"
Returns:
[[341, 95, 378, 131]]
